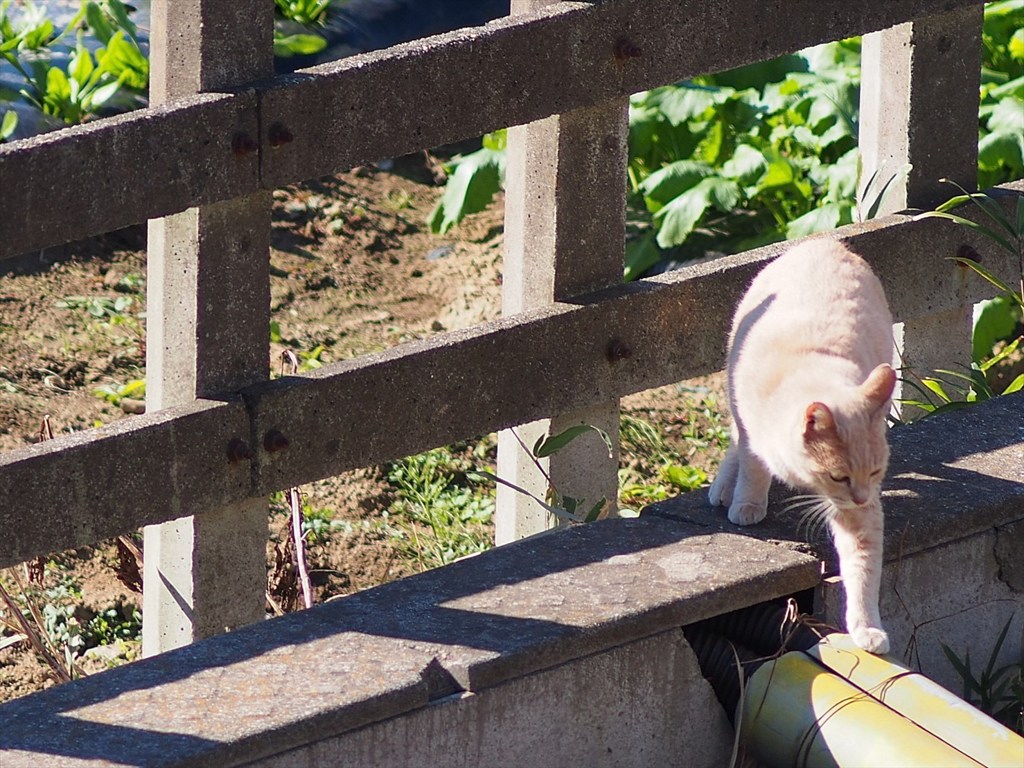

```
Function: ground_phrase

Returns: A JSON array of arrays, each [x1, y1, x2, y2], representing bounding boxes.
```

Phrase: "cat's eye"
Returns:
[[870, 469, 883, 477], [828, 472, 850, 485]]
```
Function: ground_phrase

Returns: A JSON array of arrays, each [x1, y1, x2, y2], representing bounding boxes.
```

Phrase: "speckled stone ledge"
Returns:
[[646, 391, 1024, 574], [0, 516, 817, 767]]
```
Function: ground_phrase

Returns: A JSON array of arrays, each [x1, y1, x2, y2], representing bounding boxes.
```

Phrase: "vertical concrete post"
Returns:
[[859, 7, 984, 392], [495, 1, 628, 544], [143, 0, 273, 655]]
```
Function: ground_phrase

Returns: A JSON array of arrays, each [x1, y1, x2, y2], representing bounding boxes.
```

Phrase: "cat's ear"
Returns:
[[804, 402, 835, 439], [861, 364, 896, 411]]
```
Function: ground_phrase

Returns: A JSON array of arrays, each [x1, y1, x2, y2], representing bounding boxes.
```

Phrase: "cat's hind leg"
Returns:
[[708, 445, 739, 508]]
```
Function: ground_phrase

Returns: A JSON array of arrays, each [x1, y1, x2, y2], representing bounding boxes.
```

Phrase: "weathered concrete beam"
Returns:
[[258, 0, 985, 186], [0, 93, 260, 259], [0, 399, 251, 570], [0, 515, 816, 767], [246, 193, 1022, 493], [0, 194, 1020, 568], [0, 0, 986, 260]]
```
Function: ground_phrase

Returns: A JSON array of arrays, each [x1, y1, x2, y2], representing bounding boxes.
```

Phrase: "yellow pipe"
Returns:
[[808, 634, 1023, 767], [741, 634, 1024, 768]]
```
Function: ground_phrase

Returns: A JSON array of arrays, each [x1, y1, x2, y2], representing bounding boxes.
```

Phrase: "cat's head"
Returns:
[[801, 364, 896, 509]]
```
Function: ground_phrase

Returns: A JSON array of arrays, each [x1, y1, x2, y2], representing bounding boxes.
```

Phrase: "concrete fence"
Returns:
[[0, 0, 1021, 764]]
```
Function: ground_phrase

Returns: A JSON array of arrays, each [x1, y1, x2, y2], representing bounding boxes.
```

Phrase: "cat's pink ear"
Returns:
[[862, 364, 896, 410], [804, 402, 835, 438]]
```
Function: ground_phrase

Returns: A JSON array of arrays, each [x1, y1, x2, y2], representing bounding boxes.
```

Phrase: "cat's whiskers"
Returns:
[[785, 494, 835, 543]]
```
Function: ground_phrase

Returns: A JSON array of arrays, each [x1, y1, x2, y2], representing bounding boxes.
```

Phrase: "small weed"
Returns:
[[57, 293, 144, 351], [941, 616, 1023, 735], [383, 189, 413, 212], [386, 443, 495, 570], [93, 378, 145, 407], [0, 561, 141, 683], [269, 491, 344, 548], [619, 414, 712, 508]]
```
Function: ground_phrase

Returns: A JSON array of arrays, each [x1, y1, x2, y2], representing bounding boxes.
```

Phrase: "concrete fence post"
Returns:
[[495, 2, 629, 544], [858, 6, 984, 397], [142, 0, 274, 655]]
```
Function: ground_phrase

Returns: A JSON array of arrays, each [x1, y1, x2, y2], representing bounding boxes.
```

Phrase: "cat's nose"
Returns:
[[852, 491, 870, 506]]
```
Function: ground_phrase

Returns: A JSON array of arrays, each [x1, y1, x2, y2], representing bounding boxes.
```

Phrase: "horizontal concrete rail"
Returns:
[[0, 515, 819, 767], [1, 191, 1021, 569], [0, 399, 252, 569], [0, 0, 985, 260], [0, 93, 259, 260]]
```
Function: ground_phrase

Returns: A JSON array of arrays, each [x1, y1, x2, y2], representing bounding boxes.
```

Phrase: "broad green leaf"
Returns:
[[986, 96, 1024, 134], [785, 201, 853, 239], [639, 159, 713, 212], [533, 424, 613, 459], [658, 84, 732, 124], [757, 156, 796, 190], [973, 296, 1021, 362], [89, 79, 121, 108], [428, 147, 504, 234], [978, 130, 1024, 176], [273, 32, 328, 58], [654, 177, 741, 248], [624, 232, 663, 282], [1002, 373, 1024, 394], [720, 143, 767, 185], [70, 42, 94, 85], [85, 2, 115, 45], [922, 377, 953, 402], [106, 0, 139, 41], [0, 109, 16, 141], [482, 129, 506, 152]]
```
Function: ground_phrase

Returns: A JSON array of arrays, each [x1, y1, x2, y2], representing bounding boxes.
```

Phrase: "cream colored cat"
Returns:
[[709, 239, 896, 653]]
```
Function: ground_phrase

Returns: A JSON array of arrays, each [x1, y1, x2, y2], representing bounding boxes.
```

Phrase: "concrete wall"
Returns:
[[243, 630, 733, 768]]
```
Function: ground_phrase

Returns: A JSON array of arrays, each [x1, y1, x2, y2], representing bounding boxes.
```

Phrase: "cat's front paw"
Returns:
[[728, 501, 767, 526], [850, 625, 890, 654]]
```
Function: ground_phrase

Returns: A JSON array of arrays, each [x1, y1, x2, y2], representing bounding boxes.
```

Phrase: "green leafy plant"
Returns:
[[428, 129, 507, 234], [0, 108, 16, 140], [93, 377, 145, 406], [941, 616, 1024, 735], [57, 293, 143, 351], [619, 414, 709, 508], [273, 0, 329, 59], [904, 182, 1024, 415], [978, 0, 1024, 189], [472, 424, 616, 525], [428, 4, 1022, 280], [1, 1, 147, 126]]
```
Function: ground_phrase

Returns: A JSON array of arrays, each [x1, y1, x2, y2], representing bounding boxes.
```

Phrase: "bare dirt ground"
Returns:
[[0, 153, 727, 702]]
